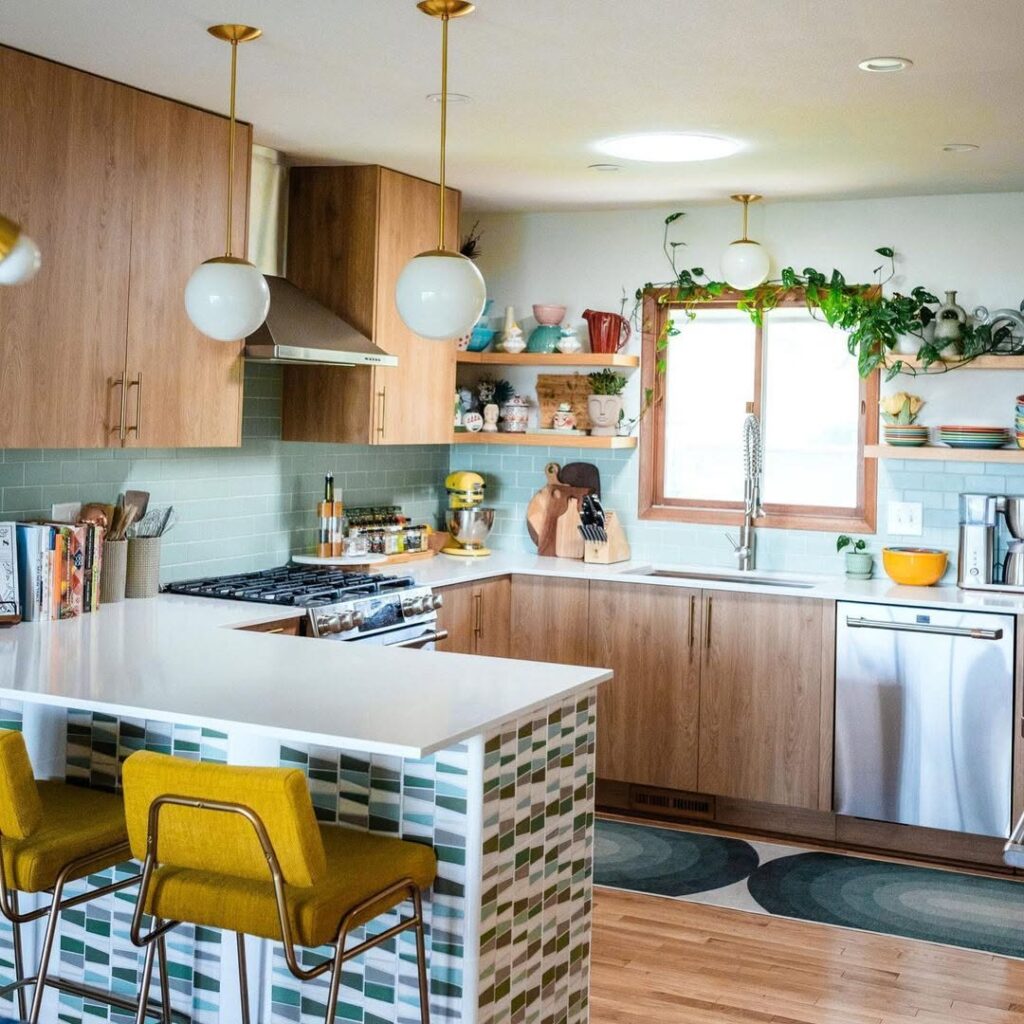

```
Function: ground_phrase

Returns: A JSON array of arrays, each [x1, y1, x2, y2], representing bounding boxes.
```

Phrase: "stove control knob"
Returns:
[[336, 611, 356, 632], [430, 594, 444, 610], [404, 596, 426, 616], [351, 610, 365, 628], [316, 614, 342, 636]]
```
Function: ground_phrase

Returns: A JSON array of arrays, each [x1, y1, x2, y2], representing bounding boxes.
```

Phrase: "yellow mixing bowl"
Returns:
[[882, 547, 948, 586]]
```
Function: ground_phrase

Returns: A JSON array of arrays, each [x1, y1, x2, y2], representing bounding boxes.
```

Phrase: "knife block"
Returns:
[[583, 511, 631, 564]]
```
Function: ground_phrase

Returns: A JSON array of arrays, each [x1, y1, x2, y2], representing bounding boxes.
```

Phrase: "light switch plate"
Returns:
[[887, 500, 922, 536]]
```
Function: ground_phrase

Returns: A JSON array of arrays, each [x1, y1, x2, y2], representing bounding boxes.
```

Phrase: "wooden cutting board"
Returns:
[[536, 481, 591, 556], [526, 462, 562, 545], [555, 497, 585, 559]]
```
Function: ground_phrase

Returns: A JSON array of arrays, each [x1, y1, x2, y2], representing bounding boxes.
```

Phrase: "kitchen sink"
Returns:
[[633, 568, 817, 589]]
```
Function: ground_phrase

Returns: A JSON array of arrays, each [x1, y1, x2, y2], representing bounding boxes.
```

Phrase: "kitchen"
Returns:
[[0, 2, 1023, 1024]]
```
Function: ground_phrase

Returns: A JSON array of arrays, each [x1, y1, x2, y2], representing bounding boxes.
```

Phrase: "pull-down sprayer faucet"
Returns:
[[726, 402, 765, 571]]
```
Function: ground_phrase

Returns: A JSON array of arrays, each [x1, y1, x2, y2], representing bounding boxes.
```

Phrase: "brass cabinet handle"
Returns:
[[688, 594, 696, 649], [376, 387, 387, 438], [126, 373, 142, 439], [108, 376, 126, 442], [473, 591, 482, 638], [704, 596, 713, 649]]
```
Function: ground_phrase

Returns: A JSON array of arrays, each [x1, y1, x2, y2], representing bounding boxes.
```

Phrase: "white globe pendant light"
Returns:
[[720, 194, 771, 290], [185, 25, 269, 342], [0, 213, 41, 286], [395, 0, 486, 341]]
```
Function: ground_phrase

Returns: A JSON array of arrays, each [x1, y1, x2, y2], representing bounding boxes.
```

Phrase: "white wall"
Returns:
[[457, 192, 1024, 575]]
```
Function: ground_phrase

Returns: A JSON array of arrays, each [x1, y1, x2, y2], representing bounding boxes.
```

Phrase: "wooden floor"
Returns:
[[590, 887, 1024, 1024]]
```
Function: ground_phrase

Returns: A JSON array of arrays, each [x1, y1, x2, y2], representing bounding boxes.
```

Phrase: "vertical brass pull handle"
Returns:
[[473, 591, 483, 637], [704, 596, 713, 649], [126, 373, 143, 439], [377, 387, 387, 438], [688, 594, 696, 650], [108, 376, 126, 442]]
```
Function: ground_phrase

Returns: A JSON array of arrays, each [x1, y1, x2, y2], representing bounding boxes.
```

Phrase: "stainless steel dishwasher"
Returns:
[[835, 602, 1015, 838]]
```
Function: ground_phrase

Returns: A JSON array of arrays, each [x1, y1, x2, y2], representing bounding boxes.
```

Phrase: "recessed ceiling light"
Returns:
[[858, 56, 913, 73], [595, 132, 741, 163], [942, 142, 980, 152], [588, 163, 621, 172], [427, 92, 471, 103]]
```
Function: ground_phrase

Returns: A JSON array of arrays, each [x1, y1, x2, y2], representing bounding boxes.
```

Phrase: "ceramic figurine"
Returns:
[[458, 386, 475, 413], [556, 325, 583, 354], [482, 403, 499, 432], [462, 411, 484, 433], [501, 395, 530, 433], [502, 324, 526, 354], [588, 394, 623, 436], [552, 402, 577, 431], [934, 289, 967, 351]]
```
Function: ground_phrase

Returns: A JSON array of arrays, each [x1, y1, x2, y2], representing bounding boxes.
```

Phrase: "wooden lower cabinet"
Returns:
[[510, 575, 590, 665], [697, 590, 824, 810], [588, 582, 701, 791], [436, 577, 511, 658]]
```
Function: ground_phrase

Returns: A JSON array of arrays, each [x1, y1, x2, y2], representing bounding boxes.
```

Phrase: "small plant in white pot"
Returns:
[[837, 535, 873, 579], [587, 369, 627, 436]]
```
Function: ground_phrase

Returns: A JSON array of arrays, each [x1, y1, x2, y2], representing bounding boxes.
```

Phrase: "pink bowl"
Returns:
[[533, 304, 567, 326]]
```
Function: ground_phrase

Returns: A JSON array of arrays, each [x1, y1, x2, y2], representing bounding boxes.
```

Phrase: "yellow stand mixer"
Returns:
[[442, 471, 495, 557]]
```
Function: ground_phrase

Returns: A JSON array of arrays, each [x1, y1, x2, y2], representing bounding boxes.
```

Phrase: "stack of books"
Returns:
[[14, 522, 104, 621]]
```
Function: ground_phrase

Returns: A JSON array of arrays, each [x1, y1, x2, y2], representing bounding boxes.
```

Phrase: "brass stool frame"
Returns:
[[0, 832, 178, 1023], [130, 794, 432, 1024]]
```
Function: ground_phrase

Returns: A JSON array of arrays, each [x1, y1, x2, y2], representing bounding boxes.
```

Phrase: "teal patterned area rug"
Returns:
[[595, 817, 1024, 959]]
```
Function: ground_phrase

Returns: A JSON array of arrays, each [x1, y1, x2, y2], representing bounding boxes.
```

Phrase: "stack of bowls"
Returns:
[[938, 425, 1011, 449], [883, 423, 929, 447], [1016, 394, 1024, 448]]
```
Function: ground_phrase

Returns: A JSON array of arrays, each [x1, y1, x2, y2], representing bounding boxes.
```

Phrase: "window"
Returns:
[[639, 290, 877, 532]]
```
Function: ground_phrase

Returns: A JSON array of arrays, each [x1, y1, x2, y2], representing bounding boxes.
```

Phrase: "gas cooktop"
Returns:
[[163, 565, 416, 608]]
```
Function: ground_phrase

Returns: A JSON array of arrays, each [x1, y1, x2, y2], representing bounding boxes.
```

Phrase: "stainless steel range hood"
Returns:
[[242, 146, 397, 368], [244, 276, 397, 367]]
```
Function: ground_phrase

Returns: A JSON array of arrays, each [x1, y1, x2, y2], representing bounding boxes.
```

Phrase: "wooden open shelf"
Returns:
[[451, 432, 637, 449], [885, 354, 1024, 372], [866, 444, 1024, 463], [456, 352, 639, 368]]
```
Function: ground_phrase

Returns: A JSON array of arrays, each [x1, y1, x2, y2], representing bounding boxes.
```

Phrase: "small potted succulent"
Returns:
[[837, 535, 873, 579], [587, 369, 627, 436]]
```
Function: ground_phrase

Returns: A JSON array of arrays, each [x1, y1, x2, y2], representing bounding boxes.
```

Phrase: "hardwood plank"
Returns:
[[510, 575, 590, 665]]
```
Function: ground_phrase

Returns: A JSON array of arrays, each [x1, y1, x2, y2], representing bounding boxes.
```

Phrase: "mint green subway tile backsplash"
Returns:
[[0, 364, 448, 583]]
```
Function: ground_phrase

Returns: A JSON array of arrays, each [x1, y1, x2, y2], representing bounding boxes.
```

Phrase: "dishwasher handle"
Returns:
[[845, 616, 1003, 641]]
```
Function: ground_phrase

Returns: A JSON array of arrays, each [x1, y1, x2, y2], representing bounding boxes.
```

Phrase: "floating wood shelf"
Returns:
[[885, 354, 1024, 372], [865, 444, 1024, 463], [456, 352, 639, 368], [451, 432, 638, 449]]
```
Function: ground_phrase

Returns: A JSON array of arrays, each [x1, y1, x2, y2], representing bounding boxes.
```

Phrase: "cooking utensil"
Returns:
[[526, 462, 562, 545], [559, 461, 601, 498], [125, 489, 150, 518]]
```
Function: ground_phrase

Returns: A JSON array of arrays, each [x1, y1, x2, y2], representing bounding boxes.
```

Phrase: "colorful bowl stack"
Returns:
[[937, 425, 1011, 449], [1016, 394, 1024, 448], [883, 423, 930, 447]]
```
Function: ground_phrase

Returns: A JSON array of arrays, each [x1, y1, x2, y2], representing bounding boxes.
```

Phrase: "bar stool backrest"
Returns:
[[122, 752, 327, 888], [0, 731, 42, 840]]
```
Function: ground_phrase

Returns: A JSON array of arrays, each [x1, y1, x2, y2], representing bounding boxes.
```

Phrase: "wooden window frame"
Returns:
[[638, 287, 878, 533]]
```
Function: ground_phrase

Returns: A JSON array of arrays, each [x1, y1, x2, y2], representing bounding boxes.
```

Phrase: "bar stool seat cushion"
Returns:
[[143, 824, 437, 946], [2, 782, 128, 893]]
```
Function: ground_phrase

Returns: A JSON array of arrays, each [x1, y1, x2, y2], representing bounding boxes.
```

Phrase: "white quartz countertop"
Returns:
[[0, 595, 610, 758], [406, 551, 1024, 615]]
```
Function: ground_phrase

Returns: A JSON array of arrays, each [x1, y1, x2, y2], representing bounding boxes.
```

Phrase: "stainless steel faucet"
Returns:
[[726, 403, 765, 571]]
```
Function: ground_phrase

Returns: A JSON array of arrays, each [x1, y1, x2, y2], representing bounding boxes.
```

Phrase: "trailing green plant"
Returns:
[[836, 535, 867, 554], [630, 212, 998, 410], [588, 368, 627, 396]]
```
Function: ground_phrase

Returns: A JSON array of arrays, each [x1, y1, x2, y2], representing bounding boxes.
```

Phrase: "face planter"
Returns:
[[587, 394, 622, 436]]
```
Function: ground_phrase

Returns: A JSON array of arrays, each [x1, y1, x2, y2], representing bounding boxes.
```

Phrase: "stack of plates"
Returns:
[[883, 424, 929, 447], [1015, 395, 1024, 448], [938, 425, 1011, 449]]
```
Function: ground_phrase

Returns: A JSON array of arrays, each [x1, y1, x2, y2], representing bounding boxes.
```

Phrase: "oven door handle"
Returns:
[[384, 628, 449, 649], [844, 616, 1003, 640]]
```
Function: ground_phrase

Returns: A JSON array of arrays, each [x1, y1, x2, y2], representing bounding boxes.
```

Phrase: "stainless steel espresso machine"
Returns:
[[958, 493, 1024, 591]]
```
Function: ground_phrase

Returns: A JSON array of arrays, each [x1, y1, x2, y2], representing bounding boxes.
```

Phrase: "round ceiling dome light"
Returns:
[[942, 142, 979, 152], [858, 56, 913, 73], [595, 132, 741, 163]]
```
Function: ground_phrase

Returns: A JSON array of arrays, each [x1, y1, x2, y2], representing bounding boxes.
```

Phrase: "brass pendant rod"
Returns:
[[225, 37, 239, 257], [741, 196, 749, 241], [437, 11, 450, 250]]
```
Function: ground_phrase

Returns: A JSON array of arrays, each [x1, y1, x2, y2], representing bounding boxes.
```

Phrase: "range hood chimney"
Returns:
[[242, 146, 397, 368]]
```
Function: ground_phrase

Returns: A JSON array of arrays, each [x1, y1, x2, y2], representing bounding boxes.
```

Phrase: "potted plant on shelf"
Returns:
[[587, 369, 627, 436], [837, 535, 873, 579], [880, 391, 928, 447]]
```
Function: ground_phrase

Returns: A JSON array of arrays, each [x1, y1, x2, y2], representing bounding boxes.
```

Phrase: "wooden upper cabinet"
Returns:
[[282, 165, 460, 446], [589, 582, 701, 791], [124, 92, 248, 448], [697, 591, 824, 809], [0, 47, 133, 449]]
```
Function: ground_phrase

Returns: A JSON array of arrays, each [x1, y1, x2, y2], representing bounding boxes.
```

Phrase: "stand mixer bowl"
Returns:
[[447, 507, 495, 549]]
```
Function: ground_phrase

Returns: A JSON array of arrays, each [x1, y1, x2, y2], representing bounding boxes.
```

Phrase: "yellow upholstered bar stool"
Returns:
[[0, 729, 169, 1024], [122, 751, 437, 1024]]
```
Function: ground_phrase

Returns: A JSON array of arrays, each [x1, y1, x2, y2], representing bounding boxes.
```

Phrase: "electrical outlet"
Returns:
[[887, 500, 922, 536]]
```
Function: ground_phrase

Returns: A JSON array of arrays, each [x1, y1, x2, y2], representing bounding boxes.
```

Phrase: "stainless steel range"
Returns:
[[165, 565, 447, 649]]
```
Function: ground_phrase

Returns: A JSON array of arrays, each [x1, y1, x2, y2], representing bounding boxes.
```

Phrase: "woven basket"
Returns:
[[125, 537, 161, 599], [100, 539, 128, 604]]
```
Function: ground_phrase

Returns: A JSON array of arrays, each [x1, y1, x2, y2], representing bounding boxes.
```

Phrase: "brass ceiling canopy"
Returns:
[[729, 193, 763, 244], [207, 24, 263, 44], [416, 0, 475, 18]]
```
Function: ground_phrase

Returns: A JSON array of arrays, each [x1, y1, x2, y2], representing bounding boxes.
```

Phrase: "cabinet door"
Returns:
[[435, 582, 477, 655], [0, 48, 134, 448], [698, 591, 823, 809], [475, 577, 511, 658], [588, 582, 701, 791], [372, 169, 460, 445], [123, 92, 248, 448], [510, 576, 590, 665]]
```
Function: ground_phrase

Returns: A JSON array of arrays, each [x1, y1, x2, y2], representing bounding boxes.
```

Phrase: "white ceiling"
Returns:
[[3, 0, 1023, 212]]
